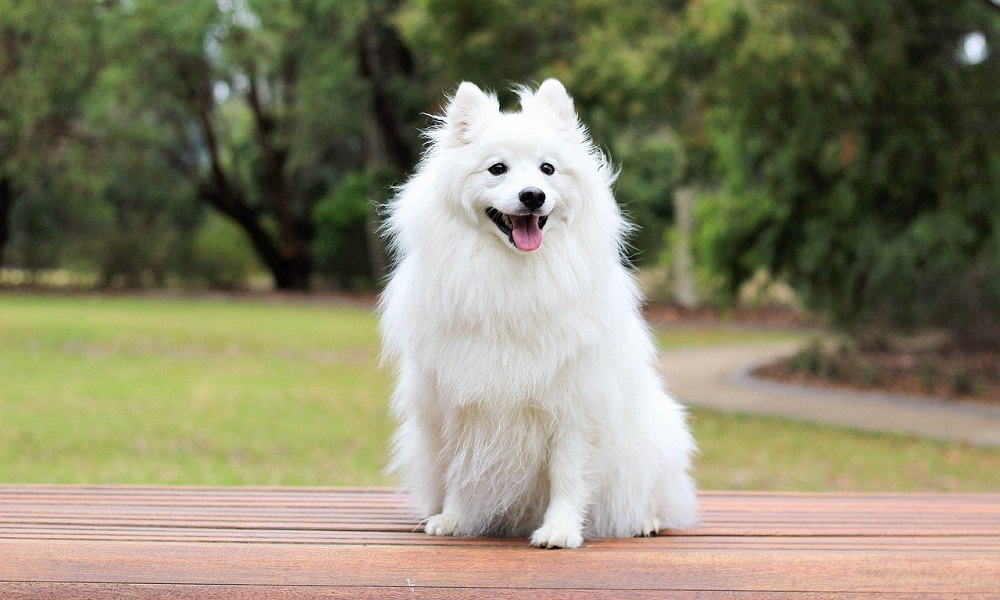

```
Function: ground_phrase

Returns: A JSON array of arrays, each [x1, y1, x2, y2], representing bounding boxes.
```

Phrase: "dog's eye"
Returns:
[[540, 162, 555, 175], [488, 163, 507, 176]]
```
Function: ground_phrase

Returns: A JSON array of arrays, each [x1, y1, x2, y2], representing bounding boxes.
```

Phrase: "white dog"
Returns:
[[379, 79, 697, 548]]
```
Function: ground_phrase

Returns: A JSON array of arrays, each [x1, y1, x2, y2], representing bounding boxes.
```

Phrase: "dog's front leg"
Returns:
[[531, 424, 589, 549], [425, 484, 469, 537]]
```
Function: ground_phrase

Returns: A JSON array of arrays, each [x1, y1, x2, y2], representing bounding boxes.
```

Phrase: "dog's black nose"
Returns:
[[519, 187, 546, 210]]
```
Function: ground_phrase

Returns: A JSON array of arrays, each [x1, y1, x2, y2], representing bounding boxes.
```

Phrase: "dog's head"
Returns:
[[434, 79, 596, 253]]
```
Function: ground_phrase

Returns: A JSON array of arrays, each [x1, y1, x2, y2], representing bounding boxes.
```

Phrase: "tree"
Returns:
[[397, 0, 697, 265], [355, 0, 424, 283], [0, 1, 101, 268], [700, 0, 1000, 346], [92, 0, 417, 290]]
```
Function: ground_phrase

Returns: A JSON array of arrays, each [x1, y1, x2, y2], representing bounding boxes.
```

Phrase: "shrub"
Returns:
[[181, 213, 261, 290], [918, 364, 938, 394], [700, 0, 1000, 349], [860, 363, 881, 388], [312, 172, 379, 290], [950, 371, 975, 396]]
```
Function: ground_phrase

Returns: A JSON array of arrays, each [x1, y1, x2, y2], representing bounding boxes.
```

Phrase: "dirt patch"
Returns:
[[755, 342, 1000, 407], [642, 304, 813, 328]]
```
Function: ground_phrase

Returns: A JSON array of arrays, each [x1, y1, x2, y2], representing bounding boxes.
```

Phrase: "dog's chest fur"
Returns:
[[397, 245, 615, 407]]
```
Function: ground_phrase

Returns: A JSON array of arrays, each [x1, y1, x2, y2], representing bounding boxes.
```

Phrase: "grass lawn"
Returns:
[[654, 325, 808, 349], [0, 294, 391, 485], [2, 293, 997, 491]]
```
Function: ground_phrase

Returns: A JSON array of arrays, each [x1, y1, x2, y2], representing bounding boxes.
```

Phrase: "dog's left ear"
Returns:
[[522, 79, 583, 142]]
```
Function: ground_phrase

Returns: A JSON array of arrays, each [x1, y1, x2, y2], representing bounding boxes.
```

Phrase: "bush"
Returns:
[[180, 213, 261, 290], [790, 340, 824, 375], [698, 0, 1000, 349], [918, 364, 937, 393], [950, 371, 975, 396], [312, 171, 379, 290]]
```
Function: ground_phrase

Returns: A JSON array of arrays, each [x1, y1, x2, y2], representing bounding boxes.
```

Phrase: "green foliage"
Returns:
[[396, 0, 573, 93], [918, 363, 938, 393], [950, 370, 975, 396], [84, 0, 380, 289], [0, 0, 103, 266], [181, 213, 263, 290], [614, 130, 685, 261], [860, 363, 881, 387], [699, 0, 1000, 346], [312, 171, 377, 289], [789, 339, 825, 375], [4, 0, 1000, 345]]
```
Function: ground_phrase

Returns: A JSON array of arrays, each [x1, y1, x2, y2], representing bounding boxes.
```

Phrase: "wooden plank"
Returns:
[[3, 488, 998, 536], [2, 539, 998, 594], [1, 487, 999, 597], [3, 527, 999, 551], [0, 540, 1000, 594], [4, 583, 997, 600], [9, 583, 997, 600]]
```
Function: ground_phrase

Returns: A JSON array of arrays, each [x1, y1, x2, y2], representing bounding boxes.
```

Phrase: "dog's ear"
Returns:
[[521, 79, 583, 142], [532, 79, 577, 124], [444, 82, 499, 146]]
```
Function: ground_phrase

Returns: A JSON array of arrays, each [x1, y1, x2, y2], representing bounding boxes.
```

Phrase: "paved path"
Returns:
[[660, 341, 1000, 448]]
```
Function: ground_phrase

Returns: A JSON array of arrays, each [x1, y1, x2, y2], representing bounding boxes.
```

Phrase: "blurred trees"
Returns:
[[2, 0, 999, 346], [90, 0, 397, 290], [699, 0, 1000, 345], [397, 0, 698, 263], [0, 1, 102, 270], [3, 0, 420, 290]]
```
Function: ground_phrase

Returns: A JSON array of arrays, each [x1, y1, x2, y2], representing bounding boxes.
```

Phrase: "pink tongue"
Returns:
[[511, 215, 543, 251]]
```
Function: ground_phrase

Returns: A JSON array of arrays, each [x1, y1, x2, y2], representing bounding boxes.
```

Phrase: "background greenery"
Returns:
[[2, 294, 996, 491], [3, 1, 1000, 347]]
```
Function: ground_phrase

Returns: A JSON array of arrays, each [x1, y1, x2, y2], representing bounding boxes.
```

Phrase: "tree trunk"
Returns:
[[271, 253, 313, 291], [358, 15, 416, 173], [192, 74, 314, 292], [248, 75, 314, 292], [358, 9, 418, 282], [0, 175, 15, 268], [203, 184, 313, 292], [232, 217, 312, 292]]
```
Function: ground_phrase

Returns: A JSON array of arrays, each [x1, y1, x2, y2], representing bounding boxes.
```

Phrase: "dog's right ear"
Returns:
[[443, 82, 499, 146]]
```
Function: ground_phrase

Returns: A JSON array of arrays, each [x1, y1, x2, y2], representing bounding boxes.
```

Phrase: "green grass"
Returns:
[[655, 325, 809, 349], [2, 293, 997, 491], [0, 294, 391, 485], [691, 410, 999, 492]]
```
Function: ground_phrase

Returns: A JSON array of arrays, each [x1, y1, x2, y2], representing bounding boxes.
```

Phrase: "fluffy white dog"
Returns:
[[379, 79, 697, 548]]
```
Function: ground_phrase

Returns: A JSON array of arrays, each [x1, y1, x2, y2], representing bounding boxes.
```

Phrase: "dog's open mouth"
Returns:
[[486, 208, 548, 252]]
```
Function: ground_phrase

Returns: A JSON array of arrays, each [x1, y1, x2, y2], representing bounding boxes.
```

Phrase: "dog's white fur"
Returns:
[[379, 79, 697, 548]]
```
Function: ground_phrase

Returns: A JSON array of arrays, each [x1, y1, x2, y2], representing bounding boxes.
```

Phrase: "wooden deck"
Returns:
[[1, 486, 998, 598]]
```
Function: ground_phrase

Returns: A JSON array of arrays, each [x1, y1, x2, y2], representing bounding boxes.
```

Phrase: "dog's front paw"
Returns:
[[425, 513, 459, 536], [639, 517, 662, 537], [530, 522, 584, 549]]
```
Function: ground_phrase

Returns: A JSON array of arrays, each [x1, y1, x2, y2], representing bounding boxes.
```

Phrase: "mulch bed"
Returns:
[[755, 344, 1000, 407]]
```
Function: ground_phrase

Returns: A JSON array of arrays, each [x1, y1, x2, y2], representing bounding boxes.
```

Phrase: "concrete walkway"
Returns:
[[660, 341, 1000, 448]]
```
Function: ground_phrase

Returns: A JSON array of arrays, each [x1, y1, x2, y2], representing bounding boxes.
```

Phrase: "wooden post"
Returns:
[[673, 186, 698, 309]]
